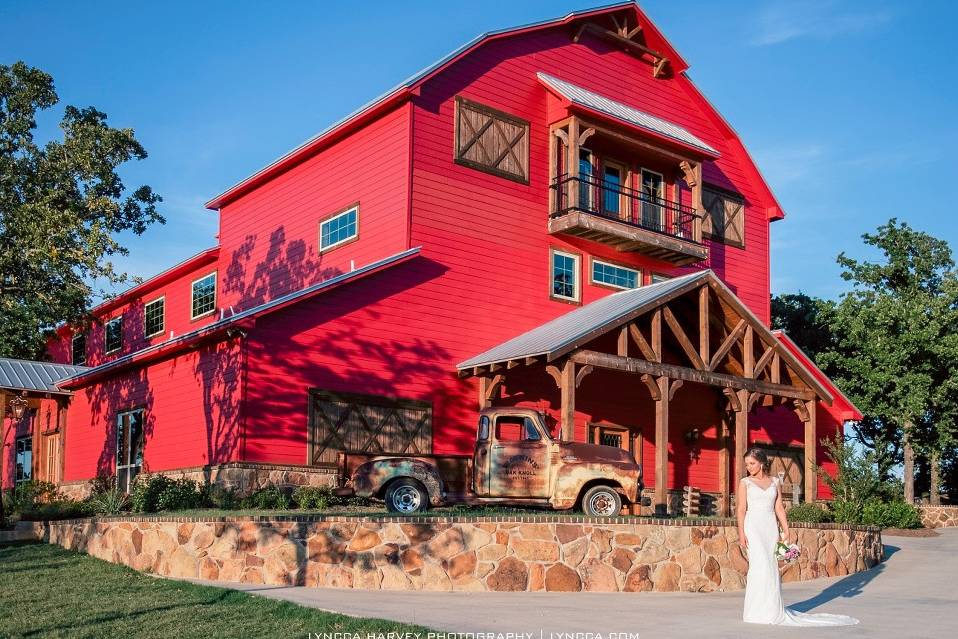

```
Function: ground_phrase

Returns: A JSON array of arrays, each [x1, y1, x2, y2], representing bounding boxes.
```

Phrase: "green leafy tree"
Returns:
[[0, 61, 163, 359], [820, 219, 958, 503]]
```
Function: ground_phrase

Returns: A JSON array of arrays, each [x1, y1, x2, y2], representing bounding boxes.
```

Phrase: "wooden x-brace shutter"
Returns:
[[703, 187, 745, 248], [455, 96, 530, 183]]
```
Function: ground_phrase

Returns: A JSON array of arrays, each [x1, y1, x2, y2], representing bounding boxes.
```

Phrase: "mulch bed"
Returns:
[[882, 527, 940, 537]]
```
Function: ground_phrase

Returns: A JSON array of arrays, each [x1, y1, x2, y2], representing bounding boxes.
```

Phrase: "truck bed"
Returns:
[[338, 450, 474, 499]]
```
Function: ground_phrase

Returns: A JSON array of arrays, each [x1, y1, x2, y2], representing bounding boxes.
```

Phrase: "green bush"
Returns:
[[787, 502, 834, 523], [829, 499, 862, 524], [131, 475, 206, 513], [19, 500, 93, 521], [4, 480, 61, 513], [861, 499, 922, 529], [241, 486, 292, 510], [89, 489, 130, 515], [206, 485, 240, 510], [292, 486, 333, 510]]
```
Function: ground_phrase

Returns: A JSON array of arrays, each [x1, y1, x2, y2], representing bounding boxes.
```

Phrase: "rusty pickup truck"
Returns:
[[335, 407, 642, 516]]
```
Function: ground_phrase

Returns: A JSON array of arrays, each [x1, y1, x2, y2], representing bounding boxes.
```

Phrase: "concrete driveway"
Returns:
[[191, 527, 957, 639]]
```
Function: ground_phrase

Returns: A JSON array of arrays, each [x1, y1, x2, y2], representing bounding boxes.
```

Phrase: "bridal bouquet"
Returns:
[[775, 540, 800, 563]]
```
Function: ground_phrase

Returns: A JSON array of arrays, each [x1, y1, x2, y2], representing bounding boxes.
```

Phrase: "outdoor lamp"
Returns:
[[7, 393, 28, 420]]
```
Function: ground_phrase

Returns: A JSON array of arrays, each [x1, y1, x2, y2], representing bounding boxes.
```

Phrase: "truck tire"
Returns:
[[385, 478, 429, 513], [581, 485, 622, 517]]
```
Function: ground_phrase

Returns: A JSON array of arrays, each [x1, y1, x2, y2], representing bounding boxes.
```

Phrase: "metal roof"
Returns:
[[458, 270, 710, 369], [0, 358, 88, 395], [537, 72, 719, 156], [58, 247, 421, 387]]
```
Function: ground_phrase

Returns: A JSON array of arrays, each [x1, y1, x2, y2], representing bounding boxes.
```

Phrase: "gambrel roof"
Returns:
[[205, 2, 784, 220]]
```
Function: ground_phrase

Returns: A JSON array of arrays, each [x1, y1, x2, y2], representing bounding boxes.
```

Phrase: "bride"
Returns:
[[736, 448, 858, 626]]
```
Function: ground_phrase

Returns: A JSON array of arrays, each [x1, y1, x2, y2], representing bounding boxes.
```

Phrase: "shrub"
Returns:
[[786, 502, 834, 523], [5, 480, 61, 513], [241, 486, 292, 510], [292, 486, 333, 510], [131, 475, 206, 512], [861, 499, 922, 529], [830, 499, 862, 524], [89, 489, 130, 515], [19, 500, 93, 521], [206, 485, 240, 510]]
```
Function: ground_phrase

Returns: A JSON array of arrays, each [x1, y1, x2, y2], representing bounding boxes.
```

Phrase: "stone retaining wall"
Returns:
[[58, 462, 337, 500], [45, 516, 882, 593], [919, 505, 958, 528]]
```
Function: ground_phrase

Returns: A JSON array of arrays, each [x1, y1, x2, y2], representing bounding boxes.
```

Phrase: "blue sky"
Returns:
[[2, 0, 955, 301]]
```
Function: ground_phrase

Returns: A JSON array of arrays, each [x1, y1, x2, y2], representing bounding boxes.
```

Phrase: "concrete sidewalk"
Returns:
[[191, 528, 958, 639]]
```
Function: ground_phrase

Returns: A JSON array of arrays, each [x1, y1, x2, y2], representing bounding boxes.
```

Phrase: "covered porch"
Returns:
[[458, 271, 833, 516]]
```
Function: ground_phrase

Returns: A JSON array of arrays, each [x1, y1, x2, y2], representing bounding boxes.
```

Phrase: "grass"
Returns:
[[0, 542, 434, 639]]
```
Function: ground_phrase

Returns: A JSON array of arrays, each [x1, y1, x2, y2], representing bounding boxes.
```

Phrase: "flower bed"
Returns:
[[44, 515, 882, 593]]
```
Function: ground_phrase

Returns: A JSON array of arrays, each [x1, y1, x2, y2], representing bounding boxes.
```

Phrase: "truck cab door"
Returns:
[[473, 415, 492, 496], [489, 414, 551, 498]]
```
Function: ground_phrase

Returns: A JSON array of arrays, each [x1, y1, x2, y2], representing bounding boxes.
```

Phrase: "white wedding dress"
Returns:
[[742, 476, 859, 626]]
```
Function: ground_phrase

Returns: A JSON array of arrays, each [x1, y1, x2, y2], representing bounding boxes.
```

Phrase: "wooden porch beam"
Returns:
[[478, 374, 504, 410], [753, 343, 777, 378], [570, 350, 815, 400], [668, 379, 684, 401], [575, 365, 594, 388], [629, 323, 657, 361], [804, 399, 817, 503], [663, 306, 705, 370], [651, 309, 662, 362], [718, 413, 731, 517], [654, 375, 670, 514], [708, 319, 747, 372], [699, 285, 710, 365], [617, 326, 629, 357], [560, 359, 576, 441], [640, 373, 661, 401], [545, 365, 562, 387], [733, 389, 749, 482]]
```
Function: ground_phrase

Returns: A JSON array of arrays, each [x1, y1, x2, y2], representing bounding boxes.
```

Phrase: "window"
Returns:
[[494, 416, 541, 442], [144, 297, 165, 337], [454, 96, 530, 183], [477, 415, 490, 442], [703, 186, 745, 248], [651, 273, 672, 284], [116, 409, 144, 492], [104, 316, 123, 354], [15, 436, 32, 483], [319, 206, 359, 252], [71, 333, 86, 366], [602, 161, 628, 219], [191, 272, 217, 319], [551, 249, 580, 302], [592, 259, 640, 290], [640, 169, 665, 231], [578, 149, 594, 210]]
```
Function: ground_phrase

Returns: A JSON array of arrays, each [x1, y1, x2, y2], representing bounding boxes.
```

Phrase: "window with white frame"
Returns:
[[104, 316, 123, 354], [71, 333, 86, 366], [191, 273, 216, 319], [15, 436, 32, 483], [592, 259, 640, 290], [144, 297, 165, 337], [116, 409, 145, 492], [650, 273, 672, 284], [551, 250, 580, 302], [319, 206, 358, 252]]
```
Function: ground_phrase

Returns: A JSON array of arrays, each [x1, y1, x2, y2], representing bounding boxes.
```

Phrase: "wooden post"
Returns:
[[804, 399, 817, 503], [718, 412, 731, 517], [733, 389, 749, 483], [560, 359, 576, 441], [699, 286, 709, 365], [567, 117, 580, 210], [692, 161, 704, 243], [654, 375, 670, 515], [478, 377, 491, 410]]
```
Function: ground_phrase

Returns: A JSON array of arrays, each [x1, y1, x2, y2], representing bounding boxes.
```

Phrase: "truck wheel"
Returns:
[[385, 478, 428, 514], [581, 485, 622, 517]]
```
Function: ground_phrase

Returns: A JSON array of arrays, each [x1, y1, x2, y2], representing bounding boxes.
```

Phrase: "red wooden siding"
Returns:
[[215, 105, 412, 312]]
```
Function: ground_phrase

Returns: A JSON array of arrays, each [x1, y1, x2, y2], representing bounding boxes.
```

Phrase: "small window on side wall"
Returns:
[[319, 205, 359, 252], [71, 333, 86, 366], [591, 259, 640, 290], [702, 187, 745, 248], [454, 97, 530, 183], [144, 297, 165, 337], [191, 272, 217, 319], [551, 249, 580, 303], [104, 316, 123, 354]]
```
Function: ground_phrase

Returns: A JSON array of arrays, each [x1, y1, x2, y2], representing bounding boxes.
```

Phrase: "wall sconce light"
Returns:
[[7, 393, 28, 420], [684, 428, 701, 462]]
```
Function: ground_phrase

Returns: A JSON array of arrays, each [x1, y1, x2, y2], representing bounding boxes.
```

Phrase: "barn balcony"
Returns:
[[549, 173, 708, 266]]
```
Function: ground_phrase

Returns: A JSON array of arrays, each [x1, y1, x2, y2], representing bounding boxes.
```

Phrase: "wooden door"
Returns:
[[308, 390, 432, 466]]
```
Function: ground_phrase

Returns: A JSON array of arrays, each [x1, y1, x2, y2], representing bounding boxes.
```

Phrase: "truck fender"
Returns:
[[551, 463, 639, 510], [351, 458, 444, 506]]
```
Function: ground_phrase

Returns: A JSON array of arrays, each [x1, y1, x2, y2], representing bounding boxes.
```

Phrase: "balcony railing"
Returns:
[[551, 174, 700, 244]]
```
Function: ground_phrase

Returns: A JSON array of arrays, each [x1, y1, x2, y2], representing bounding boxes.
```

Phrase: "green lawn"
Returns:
[[0, 542, 433, 639]]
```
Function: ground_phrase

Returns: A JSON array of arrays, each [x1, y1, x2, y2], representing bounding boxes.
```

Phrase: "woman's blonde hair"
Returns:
[[744, 447, 772, 475]]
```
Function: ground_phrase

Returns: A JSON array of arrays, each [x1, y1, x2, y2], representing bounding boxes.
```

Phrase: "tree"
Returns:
[[821, 219, 958, 503], [0, 61, 163, 360]]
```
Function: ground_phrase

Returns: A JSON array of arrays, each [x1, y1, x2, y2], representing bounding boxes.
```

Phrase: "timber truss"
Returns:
[[458, 270, 832, 514]]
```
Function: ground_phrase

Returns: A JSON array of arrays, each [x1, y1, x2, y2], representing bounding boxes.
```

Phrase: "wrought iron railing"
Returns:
[[551, 174, 699, 243]]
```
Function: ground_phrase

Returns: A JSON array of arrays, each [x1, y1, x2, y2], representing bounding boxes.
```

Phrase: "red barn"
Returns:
[[1, 2, 860, 515]]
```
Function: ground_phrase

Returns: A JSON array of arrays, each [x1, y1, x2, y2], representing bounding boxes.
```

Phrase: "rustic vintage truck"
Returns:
[[335, 407, 642, 516]]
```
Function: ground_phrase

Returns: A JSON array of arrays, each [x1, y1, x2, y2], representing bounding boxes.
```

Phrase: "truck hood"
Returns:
[[560, 441, 637, 466]]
